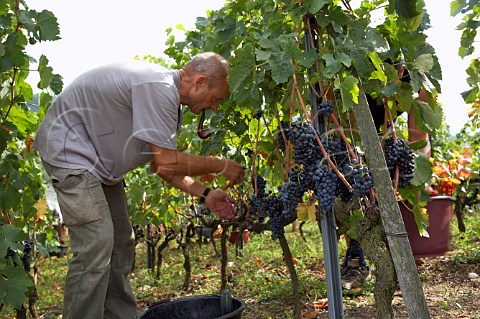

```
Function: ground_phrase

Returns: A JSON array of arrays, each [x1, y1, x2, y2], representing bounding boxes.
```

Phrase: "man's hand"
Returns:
[[204, 189, 237, 220], [219, 159, 245, 187]]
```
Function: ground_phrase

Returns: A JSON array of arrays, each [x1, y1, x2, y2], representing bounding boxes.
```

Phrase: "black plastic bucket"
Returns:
[[137, 294, 245, 319]]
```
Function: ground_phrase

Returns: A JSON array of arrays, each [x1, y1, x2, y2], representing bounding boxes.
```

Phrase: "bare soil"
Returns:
[[174, 253, 479, 319], [297, 255, 479, 319]]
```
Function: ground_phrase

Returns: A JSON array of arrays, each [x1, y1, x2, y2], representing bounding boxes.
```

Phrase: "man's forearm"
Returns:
[[150, 144, 227, 177], [157, 173, 205, 199]]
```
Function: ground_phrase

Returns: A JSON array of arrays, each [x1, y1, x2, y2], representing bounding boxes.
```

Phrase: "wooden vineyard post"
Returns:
[[353, 92, 431, 319]]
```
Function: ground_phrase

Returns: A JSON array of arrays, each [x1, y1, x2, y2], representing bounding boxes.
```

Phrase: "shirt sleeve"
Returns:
[[131, 82, 180, 150]]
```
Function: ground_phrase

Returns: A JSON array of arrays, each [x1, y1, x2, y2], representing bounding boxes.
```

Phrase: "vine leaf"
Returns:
[[412, 53, 434, 73], [296, 203, 316, 222], [412, 98, 443, 135], [37, 55, 54, 89], [307, 0, 329, 14], [33, 10, 61, 42], [0, 266, 33, 309], [411, 153, 433, 186], [322, 53, 342, 79], [229, 43, 260, 106], [337, 75, 359, 112], [0, 225, 25, 257], [256, 36, 296, 84]]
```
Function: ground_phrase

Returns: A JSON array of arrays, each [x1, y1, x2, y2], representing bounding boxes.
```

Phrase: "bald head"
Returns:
[[182, 52, 229, 92]]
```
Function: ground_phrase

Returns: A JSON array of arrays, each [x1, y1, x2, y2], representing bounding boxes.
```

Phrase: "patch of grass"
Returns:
[[449, 208, 480, 264], [128, 222, 333, 319], [11, 209, 478, 318]]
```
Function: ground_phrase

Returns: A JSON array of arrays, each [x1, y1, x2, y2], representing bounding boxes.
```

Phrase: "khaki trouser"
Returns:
[[42, 161, 137, 319]]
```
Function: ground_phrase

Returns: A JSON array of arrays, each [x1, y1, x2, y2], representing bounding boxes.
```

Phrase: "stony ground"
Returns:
[[306, 255, 479, 319]]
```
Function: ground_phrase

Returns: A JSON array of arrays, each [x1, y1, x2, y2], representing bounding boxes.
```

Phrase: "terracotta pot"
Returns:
[[399, 196, 454, 259]]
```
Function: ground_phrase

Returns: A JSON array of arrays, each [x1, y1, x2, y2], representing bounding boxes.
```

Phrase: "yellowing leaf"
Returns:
[[467, 103, 480, 117], [34, 199, 48, 220], [296, 203, 316, 221]]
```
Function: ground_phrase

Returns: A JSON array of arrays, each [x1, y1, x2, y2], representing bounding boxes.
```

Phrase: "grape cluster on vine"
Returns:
[[248, 175, 269, 218], [266, 194, 285, 239], [276, 121, 291, 152], [321, 134, 347, 166], [314, 163, 338, 212], [289, 165, 316, 193], [316, 99, 335, 117], [288, 123, 322, 166], [384, 137, 415, 187], [250, 117, 382, 240], [3, 240, 32, 272], [342, 162, 374, 198]]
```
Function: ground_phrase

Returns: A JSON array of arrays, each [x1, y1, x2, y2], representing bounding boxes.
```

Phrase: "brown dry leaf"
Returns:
[[291, 255, 298, 265], [212, 225, 223, 238], [253, 255, 263, 266], [312, 298, 329, 309], [301, 308, 318, 319]]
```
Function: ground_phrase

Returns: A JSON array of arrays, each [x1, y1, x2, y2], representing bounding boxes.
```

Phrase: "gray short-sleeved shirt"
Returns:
[[33, 61, 182, 185]]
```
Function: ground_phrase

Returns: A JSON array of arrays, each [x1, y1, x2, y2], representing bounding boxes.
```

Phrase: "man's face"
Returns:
[[188, 78, 229, 114]]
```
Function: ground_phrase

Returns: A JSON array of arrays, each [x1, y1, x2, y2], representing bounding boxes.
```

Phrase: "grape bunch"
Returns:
[[276, 121, 291, 152], [3, 241, 32, 272], [321, 134, 347, 166], [384, 137, 415, 187], [317, 99, 335, 117], [266, 194, 285, 239], [289, 165, 316, 193], [22, 241, 32, 272], [314, 164, 338, 212], [288, 123, 322, 166], [348, 163, 374, 197], [4, 247, 14, 259], [336, 176, 354, 203], [253, 109, 263, 120], [268, 181, 304, 239], [253, 175, 267, 197], [278, 181, 304, 222], [248, 175, 269, 218]]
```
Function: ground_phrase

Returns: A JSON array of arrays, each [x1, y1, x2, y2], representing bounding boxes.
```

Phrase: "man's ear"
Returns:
[[195, 75, 208, 89]]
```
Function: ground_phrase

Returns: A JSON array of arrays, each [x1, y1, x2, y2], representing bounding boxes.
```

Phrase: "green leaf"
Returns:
[[269, 51, 294, 84], [8, 106, 36, 135], [229, 44, 255, 96], [405, 13, 424, 32], [0, 127, 13, 154], [409, 139, 428, 151], [411, 153, 432, 186], [0, 183, 22, 210], [0, 265, 33, 309], [307, 0, 329, 14], [336, 52, 351, 67], [395, 0, 421, 19], [412, 99, 443, 135], [297, 49, 317, 68], [49, 74, 64, 94], [37, 55, 54, 89], [412, 53, 434, 73], [337, 75, 359, 112], [36, 10, 61, 41], [0, 224, 26, 257], [322, 53, 342, 78]]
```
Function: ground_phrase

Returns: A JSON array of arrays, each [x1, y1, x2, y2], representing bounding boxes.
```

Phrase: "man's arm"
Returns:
[[148, 144, 244, 219], [149, 144, 244, 184]]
